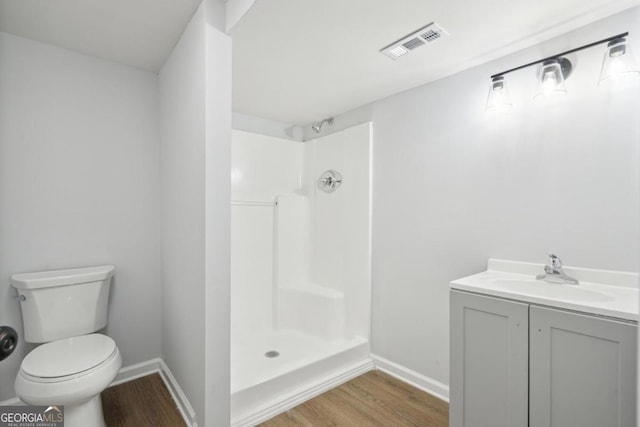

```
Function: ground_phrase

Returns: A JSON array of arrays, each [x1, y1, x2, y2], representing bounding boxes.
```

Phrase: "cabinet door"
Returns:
[[530, 306, 637, 427], [450, 290, 529, 427]]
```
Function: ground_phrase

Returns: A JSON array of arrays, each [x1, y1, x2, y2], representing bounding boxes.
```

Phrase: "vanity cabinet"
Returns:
[[450, 290, 637, 427], [450, 291, 529, 427], [529, 305, 637, 427]]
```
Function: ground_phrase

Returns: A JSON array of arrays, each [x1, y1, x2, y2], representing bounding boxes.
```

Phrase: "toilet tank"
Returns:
[[11, 265, 115, 343]]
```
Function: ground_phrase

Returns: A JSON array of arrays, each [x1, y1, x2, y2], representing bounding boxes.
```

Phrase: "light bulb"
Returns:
[[534, 58, 570, 99], [542, 71, 558, 93], [609, 58, 625, 76]]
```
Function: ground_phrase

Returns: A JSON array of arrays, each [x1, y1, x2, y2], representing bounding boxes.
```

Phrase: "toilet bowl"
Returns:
[[11, 265, 120, 427], [15, 334, 122, 427]]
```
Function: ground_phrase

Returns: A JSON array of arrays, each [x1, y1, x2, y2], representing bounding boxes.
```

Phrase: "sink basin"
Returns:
[[484, 277, 616, 302], [450, 259, 638, 321]]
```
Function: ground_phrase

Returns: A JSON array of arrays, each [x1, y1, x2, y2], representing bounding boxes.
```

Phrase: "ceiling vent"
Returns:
[[381, 22, 449, 60]]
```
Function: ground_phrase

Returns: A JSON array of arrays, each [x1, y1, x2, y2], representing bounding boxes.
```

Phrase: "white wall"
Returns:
[[204, 2, 232, 422], [373, 8, 639, 389], [307, 7, 640, 391], [225, 0, 256, 33], [159, 0, 231, 424], [159, 4, 206, 420], [0, 32, 161, 400], [158, 5, 207, 424]]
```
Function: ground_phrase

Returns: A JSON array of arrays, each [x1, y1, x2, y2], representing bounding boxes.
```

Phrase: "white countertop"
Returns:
[[450, 259, 639, 322]]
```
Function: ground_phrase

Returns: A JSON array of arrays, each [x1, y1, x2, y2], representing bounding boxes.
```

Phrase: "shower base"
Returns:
[[230, 330, 371, 426]]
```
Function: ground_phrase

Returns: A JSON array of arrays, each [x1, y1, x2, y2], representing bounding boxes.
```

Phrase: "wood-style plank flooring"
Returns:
[[101, 370, 448, 427], [259, 370, 449, 427], [102, 373, 186, 427]]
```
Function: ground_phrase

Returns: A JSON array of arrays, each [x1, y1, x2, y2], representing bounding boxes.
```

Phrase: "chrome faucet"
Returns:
[[536, 253, 579, 285]]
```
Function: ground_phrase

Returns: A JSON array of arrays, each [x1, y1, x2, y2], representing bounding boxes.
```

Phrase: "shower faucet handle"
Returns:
[[321, 176, 341, 185], [318, 170, 343, 193]]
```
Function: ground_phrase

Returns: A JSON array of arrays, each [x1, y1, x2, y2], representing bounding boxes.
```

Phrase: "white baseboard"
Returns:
[[371, 354, 449, 402], [231, 358, 375, 427], [0, 358, 197, 427], [156, 359, 198, 427], [111, 357, 197, 427], [110, 357, 163, 387]]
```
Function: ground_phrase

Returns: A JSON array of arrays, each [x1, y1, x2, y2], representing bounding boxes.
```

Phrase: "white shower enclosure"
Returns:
[[230, 123, 372, 425]]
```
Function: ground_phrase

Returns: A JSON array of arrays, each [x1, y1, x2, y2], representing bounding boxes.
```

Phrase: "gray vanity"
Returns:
[[449, 258, 638, 427]]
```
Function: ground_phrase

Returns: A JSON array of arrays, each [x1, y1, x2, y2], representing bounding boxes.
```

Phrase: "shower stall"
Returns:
[[230, 123, 372, 426]]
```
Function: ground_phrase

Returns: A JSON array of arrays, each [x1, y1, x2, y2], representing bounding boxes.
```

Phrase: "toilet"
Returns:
[[11, 265, 122, 427]]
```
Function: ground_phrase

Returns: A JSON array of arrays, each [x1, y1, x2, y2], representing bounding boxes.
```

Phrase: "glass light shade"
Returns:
[[598, 38, 640, 85], [534, 59, 567, 99], [485, 76, 512, 111]]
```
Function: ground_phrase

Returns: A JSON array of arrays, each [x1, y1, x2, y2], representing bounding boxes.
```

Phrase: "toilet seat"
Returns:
[[16, 350, 121, 409], [21, 334, 117, 381]]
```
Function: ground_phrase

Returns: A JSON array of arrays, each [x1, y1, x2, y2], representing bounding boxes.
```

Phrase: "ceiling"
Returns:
[[232, 0, 640, 125], [0, 0, 201, 71], [0, 0, 638, 125]]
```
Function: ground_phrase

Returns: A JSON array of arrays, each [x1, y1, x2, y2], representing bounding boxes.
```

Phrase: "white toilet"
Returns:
[[11, 265, 122, 427]]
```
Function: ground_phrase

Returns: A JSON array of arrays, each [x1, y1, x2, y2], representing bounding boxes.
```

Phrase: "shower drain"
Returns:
[[264, 350, 280, 358]]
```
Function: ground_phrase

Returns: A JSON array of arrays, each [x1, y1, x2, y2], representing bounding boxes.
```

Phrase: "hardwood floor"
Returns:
[[102, 373, 186, 427], [259, 370, 449, 427], [101, 370, 448, 427]]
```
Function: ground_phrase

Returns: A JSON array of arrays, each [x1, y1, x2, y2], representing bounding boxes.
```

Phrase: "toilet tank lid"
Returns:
[[11, 265, 115, 290]]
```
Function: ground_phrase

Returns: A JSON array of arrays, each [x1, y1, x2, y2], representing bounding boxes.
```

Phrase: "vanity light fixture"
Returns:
[[534, 57, 572, 99], [486, 31, 636, 111], [598, 37, 640, 84], [485, 76, 512, 111]]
